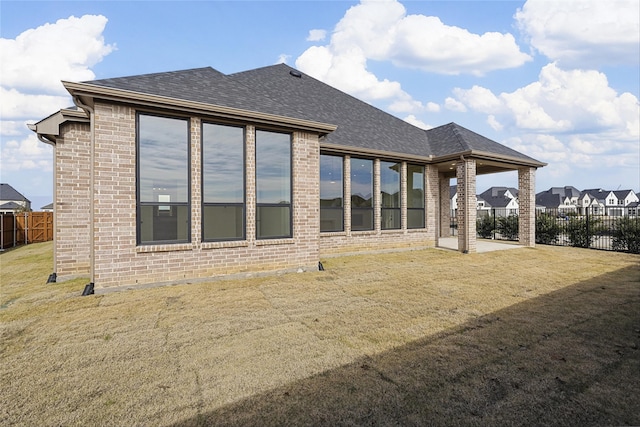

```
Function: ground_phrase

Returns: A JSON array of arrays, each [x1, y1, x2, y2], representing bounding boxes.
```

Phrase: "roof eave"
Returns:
[[28, 108, 90, 144], [433, 149, 546, 168], [63, 81, 338, 135], [320, 142, 433, 163]]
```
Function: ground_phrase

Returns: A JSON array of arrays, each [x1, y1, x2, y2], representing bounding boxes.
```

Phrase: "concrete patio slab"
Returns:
[[438, 237, 524, 253]]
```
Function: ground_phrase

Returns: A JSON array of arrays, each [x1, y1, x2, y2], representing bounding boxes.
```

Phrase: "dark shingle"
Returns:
[[85, 65, 542, 163], [0, 183, 29, 202]]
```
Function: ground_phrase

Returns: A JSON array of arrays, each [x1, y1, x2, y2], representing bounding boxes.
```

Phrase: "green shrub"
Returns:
[[497, 214, 519, 240], [535, 213, 561, 244], [476, 214, 494, 239], [611, 216, 640, 254], [566, 216, 602, 248]]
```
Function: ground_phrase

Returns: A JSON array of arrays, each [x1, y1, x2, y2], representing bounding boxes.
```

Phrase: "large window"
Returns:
[[137, 114, 190, 244], [407, 164, 425, 229], [320, 154, 344, 232], [351, 158, 373, 231], [380, 161, 401, 229], [256, 130, 291, 239], [202, 123, 245, 241]]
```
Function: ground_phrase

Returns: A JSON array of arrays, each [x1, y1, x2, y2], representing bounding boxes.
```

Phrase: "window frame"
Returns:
[[136, 112, 191, 245], [255, 129, 293, 239], [320, 153, 344, 232], [201, 121, 246, 242], [406, 164, 425, 229], [350, 157, 374, 232], [380, 160, 401, 230]]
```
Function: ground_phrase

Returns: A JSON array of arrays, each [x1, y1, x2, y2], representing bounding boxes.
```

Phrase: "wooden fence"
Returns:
[[0, 212, 53, 250]]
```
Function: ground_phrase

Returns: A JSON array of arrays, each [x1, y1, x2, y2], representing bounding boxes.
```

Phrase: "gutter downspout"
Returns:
[[73, 97, 96, 296], [32, 130, 58, 283]]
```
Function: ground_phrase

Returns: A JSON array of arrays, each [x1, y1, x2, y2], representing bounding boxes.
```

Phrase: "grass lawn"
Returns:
[[1, 241, 639, 426]]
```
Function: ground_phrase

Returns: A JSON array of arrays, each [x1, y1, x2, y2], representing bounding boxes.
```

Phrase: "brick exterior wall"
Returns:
[[518, 167, 536, 247], [456, 158, 476, 253], [319, 162, 436, 256], [55, 122, 91, 277], [53, 99, 527, 289], [70, 102, 321, 289]]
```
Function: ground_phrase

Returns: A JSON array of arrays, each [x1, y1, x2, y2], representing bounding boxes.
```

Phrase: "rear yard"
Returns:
[[1, 242, 639, 426]]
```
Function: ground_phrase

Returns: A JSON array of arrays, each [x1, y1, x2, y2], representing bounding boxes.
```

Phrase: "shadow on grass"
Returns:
[[173, 266, 640, 427]]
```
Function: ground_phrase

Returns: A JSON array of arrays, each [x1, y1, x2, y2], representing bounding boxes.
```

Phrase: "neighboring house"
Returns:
[[535, 186, 580, 214], [0, 183, 31, 213], [580, 189, 608, 215], [449, 185, 491, 216], [580, 188, 638, 216], [478, 187, 519, 217], [29, 64, 545, 291], [41, 203, 54, 212]]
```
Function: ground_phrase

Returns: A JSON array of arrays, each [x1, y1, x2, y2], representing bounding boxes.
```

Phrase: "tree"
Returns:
[[476, 214, 494, 239], [497, 214, 519, 240], [536, 213, 561, 244], [566, 215, 602, 248], [611, 216, 640, 254]]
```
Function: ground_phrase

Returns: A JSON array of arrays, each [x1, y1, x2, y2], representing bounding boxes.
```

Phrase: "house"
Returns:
[[535, 186, 580, 214], [29, 64, 545, 291], [576, 188, 639, 216], [478, 187, 520, 217], [0, 183, 31, 213], [449, 185, 491, 217], [40, 203, 54, 212]]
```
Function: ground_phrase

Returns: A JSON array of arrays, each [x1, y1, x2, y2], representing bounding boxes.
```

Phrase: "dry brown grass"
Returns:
[[1, 241, 639, 426]]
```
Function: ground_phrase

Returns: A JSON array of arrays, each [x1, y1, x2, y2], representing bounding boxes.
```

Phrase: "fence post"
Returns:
[[492, 208, 496, 240], [0, 213, 3, 250], [24, 212, 28, 245], [586, 210, 590, 248]]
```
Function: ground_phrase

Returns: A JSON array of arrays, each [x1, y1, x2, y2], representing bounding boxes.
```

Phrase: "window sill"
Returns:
[[255, 238, 295, 246], [407, 228, 428, 233], [320, 231, 347, 237], [201, 240, 249, 249], [350, 230, 377, 236], [136, 243, 193, 253]]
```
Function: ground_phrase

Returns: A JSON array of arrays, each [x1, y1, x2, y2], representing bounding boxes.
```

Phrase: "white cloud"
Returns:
[[1, 87, 71, 120], [0, 14, 114, 175], [444, 97, 467, 112], [276, 54, 290, 64], [0, 134, 53, 173], [453, 63, 640, 136], [307, 29, 326, 42], [0, 15, 115, 94], [452, 63, 639, 186], [296, 0, 529, 110], [516, 0, 640, 67], [403, 115, 433, 130]]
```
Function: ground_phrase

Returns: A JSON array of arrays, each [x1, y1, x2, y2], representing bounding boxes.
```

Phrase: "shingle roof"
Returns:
[[85, 64, 542, 163], [0, 183, 29, 202], [478, 186, 519, 208], [425, 122, 541, 163]]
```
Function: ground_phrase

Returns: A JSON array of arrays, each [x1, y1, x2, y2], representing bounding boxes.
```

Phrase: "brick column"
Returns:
[[456, 159, 476, 253], [374, 159, 381, 233], [438, 173, 451, 238], [344, 155, 351, 235], [245, 126, 256, 243], [518, 167, 536, 247], [400, 162, 407, 231], [425, 165, 439, 238], [190, 118, 201, 246]]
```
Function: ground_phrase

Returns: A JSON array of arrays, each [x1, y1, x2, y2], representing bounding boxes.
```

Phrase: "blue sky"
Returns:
[[1, 0, 639, 209]]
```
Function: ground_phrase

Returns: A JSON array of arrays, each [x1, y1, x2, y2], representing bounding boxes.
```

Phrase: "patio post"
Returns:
[[456, 158, 476, 253], [518, 167, 536, 247]]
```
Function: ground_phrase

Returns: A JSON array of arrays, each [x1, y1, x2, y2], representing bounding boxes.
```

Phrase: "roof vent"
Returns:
[[289, 70, 302, 78]]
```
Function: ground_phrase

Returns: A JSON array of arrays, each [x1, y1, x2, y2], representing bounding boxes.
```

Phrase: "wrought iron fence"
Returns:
[[535, 209, 639, 253], [467, 208, 639, 253]]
